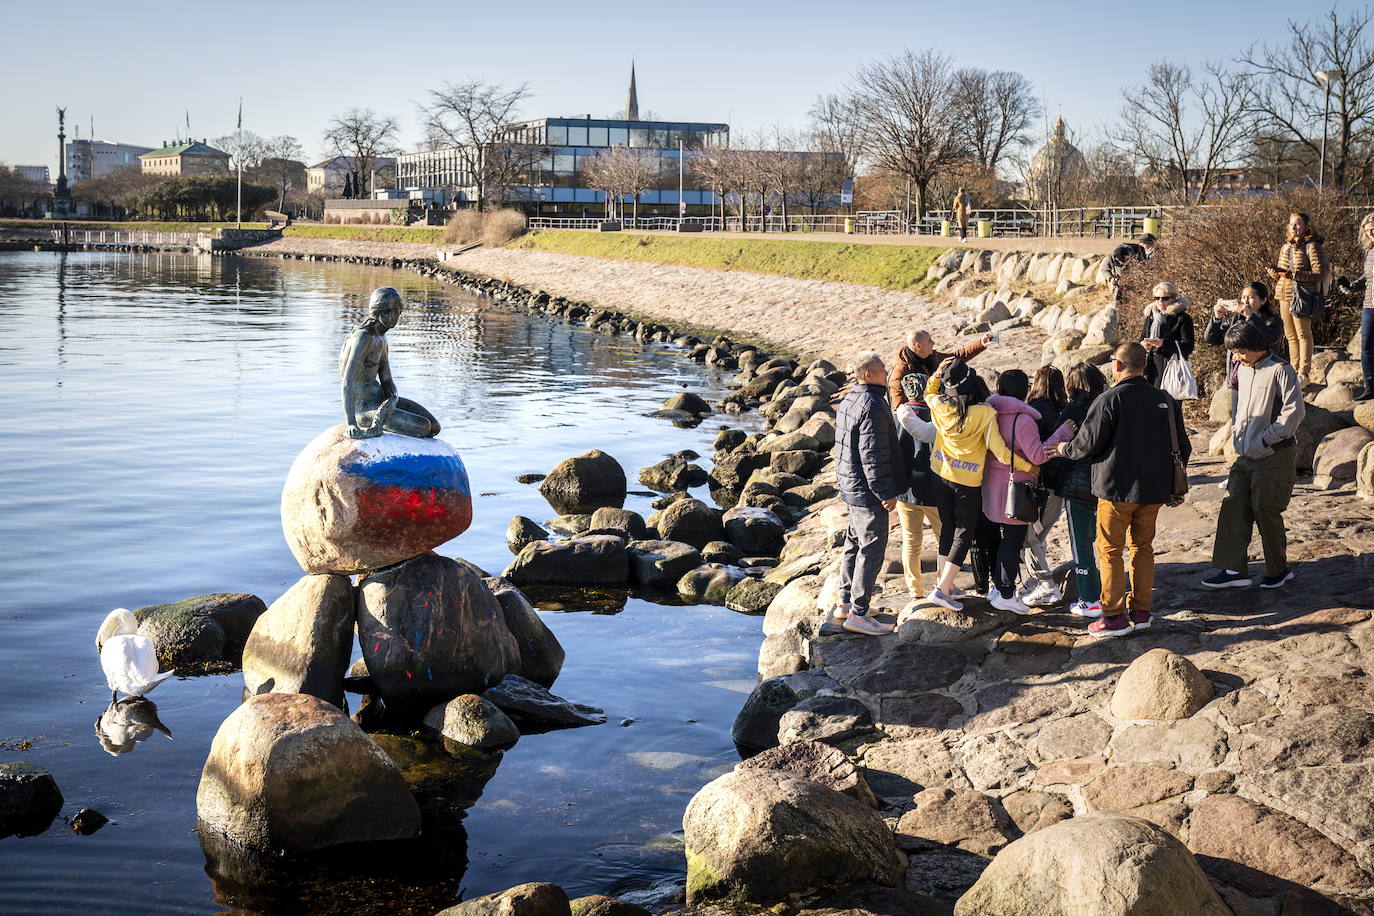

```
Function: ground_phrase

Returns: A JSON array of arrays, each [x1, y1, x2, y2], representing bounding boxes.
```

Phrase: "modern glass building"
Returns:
[[395, 116, 730, 212]]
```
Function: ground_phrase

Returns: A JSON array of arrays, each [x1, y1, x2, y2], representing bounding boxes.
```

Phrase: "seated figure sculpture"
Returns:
[[340, 287, 441, 439]]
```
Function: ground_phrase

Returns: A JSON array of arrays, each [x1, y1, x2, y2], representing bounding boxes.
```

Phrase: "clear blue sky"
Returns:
[[3, 0, 1363, 171]]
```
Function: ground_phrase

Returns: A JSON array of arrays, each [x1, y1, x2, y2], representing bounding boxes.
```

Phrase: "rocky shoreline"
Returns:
[[110, 238, 1374, 913]]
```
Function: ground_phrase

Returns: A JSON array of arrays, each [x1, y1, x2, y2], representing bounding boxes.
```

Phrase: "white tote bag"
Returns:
[[1161, 354, 1199, 400]]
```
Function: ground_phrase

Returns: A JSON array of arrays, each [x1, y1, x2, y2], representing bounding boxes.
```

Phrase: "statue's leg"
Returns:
[[393, 397, 441, 437], [382, 399, 438, 438]]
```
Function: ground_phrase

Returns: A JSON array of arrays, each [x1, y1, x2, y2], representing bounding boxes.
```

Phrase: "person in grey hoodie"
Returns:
[[1202, 321, 1306, 590], [832, 351, 906, 635]]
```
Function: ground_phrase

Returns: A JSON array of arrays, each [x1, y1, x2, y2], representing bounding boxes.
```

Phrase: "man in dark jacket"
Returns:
[[834, 351, 906, 635], [1050, 342, 1190, 637], [889, 329, 992, 407]]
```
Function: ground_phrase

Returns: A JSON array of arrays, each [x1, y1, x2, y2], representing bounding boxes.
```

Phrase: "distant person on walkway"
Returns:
[[893, 373, 943, 598], [1268, 211, 1328, 380], [1051, 363, 1110, 617], [924, 359, 1012, 611], [1336, 211, 1374, 401], [889, 329, 993, 407], [1021, 366, 1070, 605], [971, 369, 1076, 614], [1107, 233, 1157, 304], [953, 188, 973, 241], [1049, 343, 1190, 637], [1141, 281, 1195, 387], [1202, 322, 1305, 590], [1205, 281, 1283, 389], [833, 351, 906, 635]]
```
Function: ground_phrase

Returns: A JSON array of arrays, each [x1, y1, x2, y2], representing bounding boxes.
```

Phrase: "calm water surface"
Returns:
[[0, 250, 763, 914]]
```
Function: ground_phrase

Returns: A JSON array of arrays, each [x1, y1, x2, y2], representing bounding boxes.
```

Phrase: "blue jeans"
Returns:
[[1363, 308, 1374, 389]]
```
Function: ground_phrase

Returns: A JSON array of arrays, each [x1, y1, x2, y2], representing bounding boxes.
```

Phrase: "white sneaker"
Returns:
[[926, 588, 964, 612], [843, 612, 893, 635], [831, 604, 848, 620], [989, 592, 1034, 615], [1026, 585, 1064, 608], [1070, 600, 1103, 618]]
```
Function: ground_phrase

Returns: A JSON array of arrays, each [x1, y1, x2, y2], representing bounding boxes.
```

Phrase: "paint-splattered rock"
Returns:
[[357, 552, 520, 714], [281, 425, 473, 575]]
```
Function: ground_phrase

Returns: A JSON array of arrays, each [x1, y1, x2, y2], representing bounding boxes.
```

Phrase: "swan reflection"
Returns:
[[96, 696, 172, 756]]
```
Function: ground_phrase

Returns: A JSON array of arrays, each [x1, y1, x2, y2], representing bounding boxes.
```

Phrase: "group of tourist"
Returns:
[[829, 207, 1374, 639]]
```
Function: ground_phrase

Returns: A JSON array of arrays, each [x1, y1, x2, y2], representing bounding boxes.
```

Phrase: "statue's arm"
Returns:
[[340, 335, 380, 437], [377, 342, 398, 400]]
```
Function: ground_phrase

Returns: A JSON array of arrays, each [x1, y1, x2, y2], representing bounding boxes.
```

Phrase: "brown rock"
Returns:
[[898, 602, 1018, 643], [954, 813, 1229, 916], [568, 896, 649, 916], [896, 788, 1019, 856], [875, 694, 964, 739], [1110, 716, 1228, 771], [862, 737, 971, 797], [196, 693, 419, 852], [984, 624, 1073, 678], [538, 449, 627, 514], [1110, 648, 1214, 720], [1238, 704, 1374, 770], [1029, 712, 1113, 761], [1082, 765, 1193, 812], [1188, 795, 1372, 898], [438, 883, 571, 916], [1001, 789, 1072, 835], [1314, 426, 1374, 488], [737, 740, 879, 807], [242, 574, 356, 708], [280, 426, 474, 575], [967, 683, 1073, 735], [1032, 756, 1108, 786]]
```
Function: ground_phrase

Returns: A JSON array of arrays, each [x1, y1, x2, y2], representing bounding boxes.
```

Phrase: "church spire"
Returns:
[[625, 62, 640, 121]]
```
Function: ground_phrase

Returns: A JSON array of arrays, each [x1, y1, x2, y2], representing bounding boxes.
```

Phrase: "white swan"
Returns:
[[96, 608, 174, 701]]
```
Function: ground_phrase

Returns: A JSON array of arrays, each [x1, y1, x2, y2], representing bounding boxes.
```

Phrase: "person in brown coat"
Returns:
[[953, 188, 973, 240], [1267, 211, 1328, 379], [889, 329, 993, 407]]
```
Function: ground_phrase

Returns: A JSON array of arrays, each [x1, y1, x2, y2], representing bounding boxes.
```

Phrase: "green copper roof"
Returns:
[[139, 140, 228, 159]]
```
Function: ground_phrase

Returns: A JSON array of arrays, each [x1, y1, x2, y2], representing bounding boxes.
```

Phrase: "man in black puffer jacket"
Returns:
[[833, 351, 906, 635]]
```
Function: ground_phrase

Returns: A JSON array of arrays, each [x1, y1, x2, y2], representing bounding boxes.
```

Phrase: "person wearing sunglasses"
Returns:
[[1140, 281, 1195, 387]]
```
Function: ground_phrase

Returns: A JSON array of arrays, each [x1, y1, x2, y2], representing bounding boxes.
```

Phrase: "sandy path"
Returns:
[[250, 237, 1045, 369]]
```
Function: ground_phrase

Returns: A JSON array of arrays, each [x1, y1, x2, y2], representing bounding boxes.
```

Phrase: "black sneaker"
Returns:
[[1201, 570, 1253, 589], [1259, 568, 1295, 589], [1356, 388, 1374, 402]]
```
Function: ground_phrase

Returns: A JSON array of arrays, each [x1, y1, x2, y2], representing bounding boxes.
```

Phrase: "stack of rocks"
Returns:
[[198, 423, 583, 862]]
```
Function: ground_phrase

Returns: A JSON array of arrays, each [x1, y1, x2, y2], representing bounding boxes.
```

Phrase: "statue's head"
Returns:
[[368, 287, 403, 328]]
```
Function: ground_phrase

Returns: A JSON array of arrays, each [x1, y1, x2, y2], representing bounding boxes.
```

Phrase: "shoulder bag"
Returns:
[[1165, 394, 1189, 501], [1004, 414, 1047, 523], [1289, 243, 1326, 320]]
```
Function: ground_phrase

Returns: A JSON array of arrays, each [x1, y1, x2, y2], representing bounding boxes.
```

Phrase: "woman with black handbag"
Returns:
[[1052, 363, 1110, 618], [971, 370, 1076, 615], [1267, 211, 1328, 380]]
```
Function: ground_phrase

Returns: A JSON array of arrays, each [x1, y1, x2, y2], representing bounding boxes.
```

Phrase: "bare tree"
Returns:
[[251, 135, 305, 211], [214, 130, 269, 172], [419, 79, 530, 210], [579, 148, 630, 219], [322, 108, 400, 198], [1114, 60, 1254, 203], [1241, 6, 1374, 190], [809, 93, 864, 178], [847, 49, 969, 220], [953, 69, 1040, 175]]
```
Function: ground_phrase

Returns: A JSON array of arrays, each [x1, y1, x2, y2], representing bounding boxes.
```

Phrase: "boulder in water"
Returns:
[[484, 674, 607, 729], [0, 762, 64, 838], [196, 692, 419, 853], [242, 574, 356, 708], [503, 536, 629, 586], [437, 883, 571, 916], [588, 507, 649, 539], [677, 563, 748, 603], [281, 426, 473, 575], [656, 498, 725, 548], [626, 539, 703, 588], [358, 552, 520, 713], [661, 392, 712, 417], [423, 694, 520, 750], [538, 450, 626, 514], [134, 592, 267, 673], [683, 768, 903, 904], [725, 577, 782, 614], [484, 576, 564, 686], [507, 516, 550, 554], [723, 506, 785, 555]]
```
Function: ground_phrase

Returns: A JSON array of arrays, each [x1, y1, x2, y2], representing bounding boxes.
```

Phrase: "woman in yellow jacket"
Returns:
[[1267, 211, 1327, 379], [924, 358, 1012, 611]]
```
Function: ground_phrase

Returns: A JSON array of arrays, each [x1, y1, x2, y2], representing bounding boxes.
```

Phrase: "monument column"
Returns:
[[53, 107, 72, 217]]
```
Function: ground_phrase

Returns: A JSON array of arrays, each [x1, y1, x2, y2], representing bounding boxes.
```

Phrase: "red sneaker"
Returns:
[[1128, 610, 1152, 630], [1088, 614, 1134, 638]]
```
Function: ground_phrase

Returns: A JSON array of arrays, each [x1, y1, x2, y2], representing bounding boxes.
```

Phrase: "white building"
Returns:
[[66, 139, 155, 182], [307, 156, 396, 196]]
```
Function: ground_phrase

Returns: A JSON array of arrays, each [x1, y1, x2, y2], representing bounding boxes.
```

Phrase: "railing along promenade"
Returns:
[[527, 205, 1173, 239], [48, 229, 201, 248]]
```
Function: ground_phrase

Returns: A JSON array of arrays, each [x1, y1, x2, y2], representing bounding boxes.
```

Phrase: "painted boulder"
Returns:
[[282, 425, 473, 575]]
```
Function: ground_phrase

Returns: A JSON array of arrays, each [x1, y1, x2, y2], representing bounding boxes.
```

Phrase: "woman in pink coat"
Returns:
[[971, 369, 1075, 614]]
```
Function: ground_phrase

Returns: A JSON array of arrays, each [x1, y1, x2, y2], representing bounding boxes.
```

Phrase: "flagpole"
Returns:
[[236, 97, 243, 229]]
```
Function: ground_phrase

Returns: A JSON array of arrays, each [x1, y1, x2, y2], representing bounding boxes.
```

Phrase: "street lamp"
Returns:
[[1315, 68, 1344, 189]]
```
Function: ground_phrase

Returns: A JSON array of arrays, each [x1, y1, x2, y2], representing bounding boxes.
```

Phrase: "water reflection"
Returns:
[[95, 697, 173, 756]]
